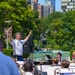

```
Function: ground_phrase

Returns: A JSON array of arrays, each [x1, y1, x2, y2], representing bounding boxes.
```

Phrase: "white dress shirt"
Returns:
[[24, 72, 33, 75], [11, 39, 25, 55]]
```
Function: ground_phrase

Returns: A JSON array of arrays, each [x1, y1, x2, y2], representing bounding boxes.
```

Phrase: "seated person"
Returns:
[[57, 52, 62, 65], [24, 62, 33, 75], [48, 59, 53, 65], [52, 57, 58, 66], [46, 54, 53, 65], [60, 60, 70, 68], [72, 51, 75, 61]]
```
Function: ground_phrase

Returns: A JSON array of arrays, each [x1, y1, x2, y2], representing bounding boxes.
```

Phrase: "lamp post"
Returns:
[[4, 20, 11, 49]]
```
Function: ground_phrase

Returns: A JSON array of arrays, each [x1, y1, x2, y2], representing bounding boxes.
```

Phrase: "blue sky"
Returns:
[[38, 0, 45, 5]]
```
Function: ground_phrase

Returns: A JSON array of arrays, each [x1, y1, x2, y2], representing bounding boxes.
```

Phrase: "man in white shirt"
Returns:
[[9, 27, 32, 61]]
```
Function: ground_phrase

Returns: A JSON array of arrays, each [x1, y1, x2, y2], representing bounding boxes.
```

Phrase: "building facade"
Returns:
[[31, 2, 38, 10], [31, 0, 38, 10], [43, 0, 53, 17], [61, 0, 75, 12], [31, 0, 43, 18], [45, 0, 55, 11], [33, 0, 38, 3], [37, 4, 43, 18]]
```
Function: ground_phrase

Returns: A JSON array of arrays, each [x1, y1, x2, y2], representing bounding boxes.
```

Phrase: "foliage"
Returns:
[[3, 49, 13, 57], [0, 0, 38, 37], [1, 0, 75, 51], [3, 49, 30, 58], [0, 0, 40, 48], [39, 11, 75, 51]]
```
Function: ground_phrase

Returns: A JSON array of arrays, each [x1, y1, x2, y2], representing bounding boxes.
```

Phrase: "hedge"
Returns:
[[3, 49, 13, 57], [3, 49, 30, 58]]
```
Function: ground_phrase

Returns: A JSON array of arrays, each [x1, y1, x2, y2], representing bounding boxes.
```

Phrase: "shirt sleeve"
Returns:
[[20, 40, 26, 45], [10, 39, 14, 45]]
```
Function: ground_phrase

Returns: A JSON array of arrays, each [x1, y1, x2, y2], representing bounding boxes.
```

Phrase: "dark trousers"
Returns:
[[13, 55, 23, 61]]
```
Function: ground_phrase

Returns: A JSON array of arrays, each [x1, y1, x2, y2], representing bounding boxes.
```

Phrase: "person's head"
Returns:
[[53, 57, 58, 65], [24, 62, 33, 72], [15, 32, 22, 40], [72, 52, 75, 56], [0, 40, 4, 52], [57, 52, 62, 61], [61, 60, 70, 68], [72, 52, 75, 59]]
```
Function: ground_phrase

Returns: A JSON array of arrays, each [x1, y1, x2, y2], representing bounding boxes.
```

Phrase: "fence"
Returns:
[[30, 50, 70, 61]]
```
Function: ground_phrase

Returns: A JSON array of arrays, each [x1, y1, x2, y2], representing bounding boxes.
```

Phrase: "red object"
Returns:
[[72, 56, 75, 58]]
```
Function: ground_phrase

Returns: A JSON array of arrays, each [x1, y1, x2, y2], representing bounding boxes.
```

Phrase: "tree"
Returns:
[[0, 0, 39, 48], [62, 11, 75, 50], [39, 11, 75, 50], [49, 11, 75, 50], [48, 12, 64, 24], [0, 0, 38, 37]]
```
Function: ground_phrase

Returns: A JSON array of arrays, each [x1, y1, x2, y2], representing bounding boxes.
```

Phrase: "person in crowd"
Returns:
[[61, 60, 70, 68], [24, 62, 33, 75], [72, 51, 75, 61], [16, 63, 25, 75], [0, 41, 20, 75], [48, 59, 53, 66], [46, 54, 53, 65], [0, 40, 3, 51], [53, 57, 58, 66], [8, 27, 32, 61], [57, 52, 62, 65], [12, 56, 17, 62]]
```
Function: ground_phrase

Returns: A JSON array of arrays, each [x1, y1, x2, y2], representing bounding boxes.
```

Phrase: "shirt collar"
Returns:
[[15, 39, 20, 41]]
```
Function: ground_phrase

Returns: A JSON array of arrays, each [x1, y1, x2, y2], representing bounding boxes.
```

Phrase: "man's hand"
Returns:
[[29, 30, 32, 35], [8, 27, 12, 37], [24, 30, 32, 41], [7, 27, 12, 32], [8, 27, 12, 42]]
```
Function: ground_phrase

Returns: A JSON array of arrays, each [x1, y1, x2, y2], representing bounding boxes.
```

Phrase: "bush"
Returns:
[[61, 44, 70, 51], [3, 49, 13, 57], [54, 45, 61, 50], [3, 49, 30, 58]]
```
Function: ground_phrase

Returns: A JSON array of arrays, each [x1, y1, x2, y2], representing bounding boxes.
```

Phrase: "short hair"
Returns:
[[61, 60, 70, 68], [57, 52, 62, 57], [53, 57, 58, 65], [24, 62, 33, 72], [15, 32, 21, 37]]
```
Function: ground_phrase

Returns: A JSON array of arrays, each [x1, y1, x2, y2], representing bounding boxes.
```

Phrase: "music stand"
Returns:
[[46, 54, 52, 59], [46, 54, 53, 65]]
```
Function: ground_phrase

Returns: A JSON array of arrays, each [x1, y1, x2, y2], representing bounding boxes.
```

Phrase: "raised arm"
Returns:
[[8, 27, 12, 42], [24, 30, 32, 42]]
